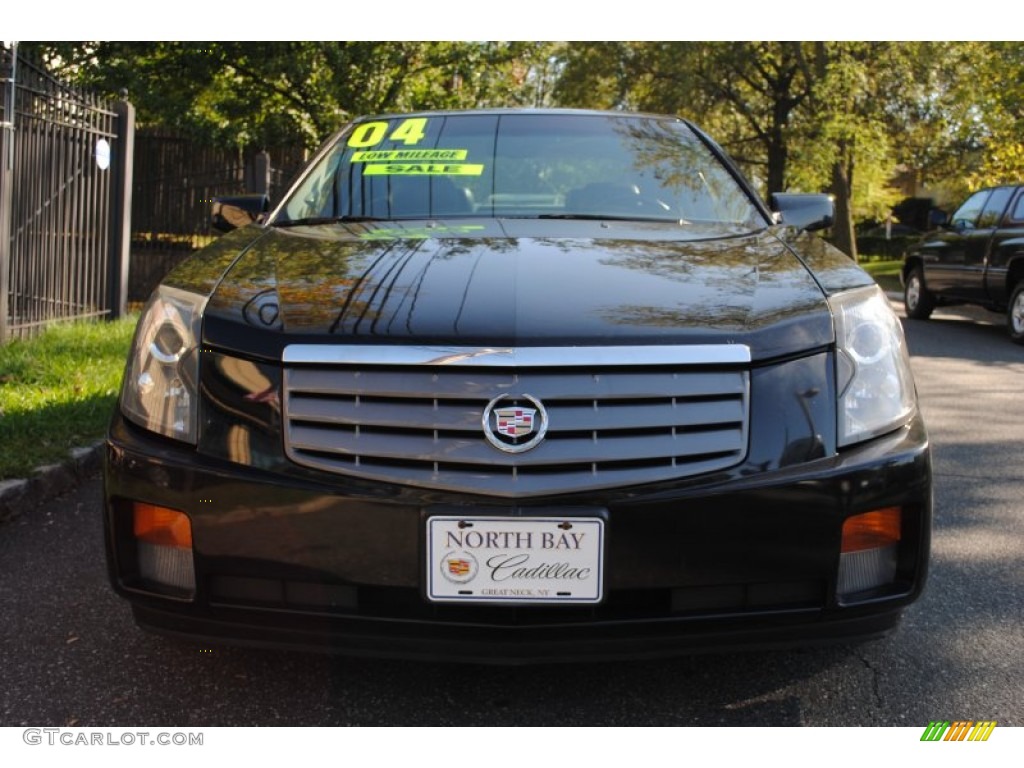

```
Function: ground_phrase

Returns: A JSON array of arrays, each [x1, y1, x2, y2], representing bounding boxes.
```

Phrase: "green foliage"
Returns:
[[963, 42, 1024, 189], [31, 42, 558, 149], [556, 42, 816, 193], [552, 41, 1024, 260]]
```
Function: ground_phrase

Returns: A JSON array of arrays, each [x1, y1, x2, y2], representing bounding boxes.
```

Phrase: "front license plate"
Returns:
[[426, 516, 605, 604]]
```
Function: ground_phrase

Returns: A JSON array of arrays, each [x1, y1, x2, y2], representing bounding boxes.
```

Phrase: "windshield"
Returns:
[[278, 113, 766, 229]]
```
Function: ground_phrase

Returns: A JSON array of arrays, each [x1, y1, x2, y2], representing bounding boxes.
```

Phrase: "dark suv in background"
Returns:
[[902, 185, 1024, 343]]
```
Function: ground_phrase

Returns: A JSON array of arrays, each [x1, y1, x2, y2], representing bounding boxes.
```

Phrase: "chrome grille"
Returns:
[[283, 345, 750, 497]]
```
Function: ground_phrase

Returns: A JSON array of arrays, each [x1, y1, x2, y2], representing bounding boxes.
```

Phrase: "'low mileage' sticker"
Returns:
[[352, 149, 468, 162]]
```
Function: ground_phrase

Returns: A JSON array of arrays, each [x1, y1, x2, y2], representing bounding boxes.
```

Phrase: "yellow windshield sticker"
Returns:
[[347, 118, 428, 148], [362, 163, 484, 176], [388, 118, 427, 146], [352, 149, 468, 162]]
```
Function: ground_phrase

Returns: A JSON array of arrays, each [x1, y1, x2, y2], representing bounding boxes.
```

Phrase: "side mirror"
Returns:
[[770, 193, 835, 232], [211, 194, 271, 233], [929, 208, 949, 229]]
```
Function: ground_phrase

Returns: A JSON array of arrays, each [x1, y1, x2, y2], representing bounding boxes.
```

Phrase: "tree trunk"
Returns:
[[829, 156, 858, 261], [767, 133, 787, 194]]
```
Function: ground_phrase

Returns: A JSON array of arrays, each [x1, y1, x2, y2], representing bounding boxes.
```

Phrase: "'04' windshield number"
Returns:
[[347, 118, 427, 148]]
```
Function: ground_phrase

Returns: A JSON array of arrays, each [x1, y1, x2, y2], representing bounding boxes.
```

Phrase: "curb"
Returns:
[[0, 441, 104, 524]]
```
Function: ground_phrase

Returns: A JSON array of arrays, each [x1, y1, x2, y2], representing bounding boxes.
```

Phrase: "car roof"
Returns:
[[349, 107, 689, 123]]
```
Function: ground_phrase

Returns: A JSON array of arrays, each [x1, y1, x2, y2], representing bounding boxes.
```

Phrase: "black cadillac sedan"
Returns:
[[104, 109, 931, 663]]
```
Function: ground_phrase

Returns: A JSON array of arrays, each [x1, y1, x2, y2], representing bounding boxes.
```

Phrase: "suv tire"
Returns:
[[904, 266, 935, 320], [1009, 282, 1024, 344]]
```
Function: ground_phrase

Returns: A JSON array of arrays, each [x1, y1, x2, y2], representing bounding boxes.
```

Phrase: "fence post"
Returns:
[[0, 43, 17, 343], [108, 91, 135, 319], [247, 150, 271, 196]]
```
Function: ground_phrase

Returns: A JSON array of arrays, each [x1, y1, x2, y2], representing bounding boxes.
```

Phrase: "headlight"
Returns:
[[831, 285, 917, 447], [120, 285, 207, 444]]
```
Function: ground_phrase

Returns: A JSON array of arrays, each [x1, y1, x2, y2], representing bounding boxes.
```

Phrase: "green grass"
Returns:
[[0, 317, 138, 480], [860, 258, 902, 294]]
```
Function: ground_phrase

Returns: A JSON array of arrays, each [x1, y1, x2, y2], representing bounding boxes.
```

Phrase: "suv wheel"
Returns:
[[904, 267, 935, 320], [1009, 283, 1024, 344]]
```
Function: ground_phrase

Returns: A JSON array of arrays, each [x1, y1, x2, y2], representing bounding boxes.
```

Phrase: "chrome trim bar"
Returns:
[[283, 343, 751, 367]]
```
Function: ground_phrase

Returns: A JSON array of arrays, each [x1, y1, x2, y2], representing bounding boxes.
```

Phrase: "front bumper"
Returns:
[[104, 412, 931, 664]]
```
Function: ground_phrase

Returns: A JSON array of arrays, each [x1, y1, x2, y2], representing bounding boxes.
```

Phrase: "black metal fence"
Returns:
[[129, 134, 306, 301], [0, 44, 310, 326], [0, 44, 135, 341]]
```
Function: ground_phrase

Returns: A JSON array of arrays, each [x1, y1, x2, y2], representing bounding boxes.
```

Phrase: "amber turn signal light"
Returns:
[[132, 502, 193, 549], [841, 507, 901, 553]]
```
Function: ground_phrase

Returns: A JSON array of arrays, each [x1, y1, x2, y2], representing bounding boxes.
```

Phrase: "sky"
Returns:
[[3, 2, 998, 43]]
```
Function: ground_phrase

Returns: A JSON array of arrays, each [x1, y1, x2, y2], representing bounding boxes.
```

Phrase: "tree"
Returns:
[[875, 42, 989, 203], [29, 42, 556, 148], [555, 42, 967, 260], [962, 42, 1024, 190], [556, 43, 818, 196]]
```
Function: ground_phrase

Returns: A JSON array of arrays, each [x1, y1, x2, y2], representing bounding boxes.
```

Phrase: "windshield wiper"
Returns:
[[272, 215, 382, 228], [535, 213, 684, 223]]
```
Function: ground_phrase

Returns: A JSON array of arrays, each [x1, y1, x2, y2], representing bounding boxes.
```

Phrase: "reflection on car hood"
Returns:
[[196, 219, 838, 361]]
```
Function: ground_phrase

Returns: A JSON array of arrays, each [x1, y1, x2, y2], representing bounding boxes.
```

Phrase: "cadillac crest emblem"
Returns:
[[482, 393, 549, 453]]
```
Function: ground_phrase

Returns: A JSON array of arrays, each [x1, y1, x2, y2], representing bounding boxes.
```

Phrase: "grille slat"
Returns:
[[283, 345, 750, 497], [288, 396, 483, 431], [287, 368, 746, 401], [290, 423, 745, 466], [287, 395, 745, 433]]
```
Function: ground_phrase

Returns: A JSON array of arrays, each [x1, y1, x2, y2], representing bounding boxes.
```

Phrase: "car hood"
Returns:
[[194, 219, 843, 361]]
